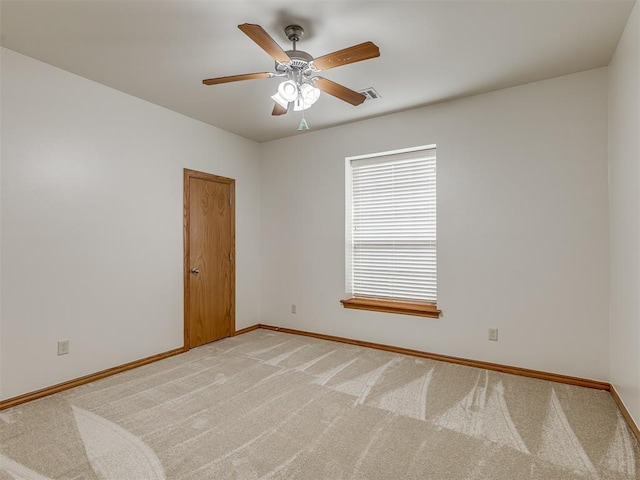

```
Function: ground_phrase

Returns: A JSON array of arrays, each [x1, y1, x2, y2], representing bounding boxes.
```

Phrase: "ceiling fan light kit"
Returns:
[[203, 23, 380, 130]]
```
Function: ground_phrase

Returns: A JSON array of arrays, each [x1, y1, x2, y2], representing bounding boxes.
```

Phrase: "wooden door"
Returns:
[[184, 169, 235, 348]]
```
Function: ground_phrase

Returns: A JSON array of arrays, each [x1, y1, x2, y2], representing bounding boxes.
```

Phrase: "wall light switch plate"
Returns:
[[488, 329, 498, 341]]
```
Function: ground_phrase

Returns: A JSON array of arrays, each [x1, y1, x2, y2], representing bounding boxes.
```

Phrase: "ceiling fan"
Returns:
[[203, 24, 380, 118]]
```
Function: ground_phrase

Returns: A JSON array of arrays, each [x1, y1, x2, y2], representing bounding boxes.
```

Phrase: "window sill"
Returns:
[[340, 297, 441, 318]]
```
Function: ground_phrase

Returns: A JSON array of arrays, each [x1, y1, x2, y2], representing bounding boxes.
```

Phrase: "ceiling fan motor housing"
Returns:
[[277, 50, 314, 72], [276, 25, 314, 73]]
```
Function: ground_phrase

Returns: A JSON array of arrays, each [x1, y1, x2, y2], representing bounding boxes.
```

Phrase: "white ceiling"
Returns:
[[1, 0, 635, 143]]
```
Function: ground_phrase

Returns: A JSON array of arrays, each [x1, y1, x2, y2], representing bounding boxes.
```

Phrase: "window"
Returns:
[[342, 145, 440, 318]]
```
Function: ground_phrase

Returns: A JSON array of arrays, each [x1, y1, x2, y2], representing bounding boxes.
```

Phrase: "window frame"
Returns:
[[342, 145, 440, 318]]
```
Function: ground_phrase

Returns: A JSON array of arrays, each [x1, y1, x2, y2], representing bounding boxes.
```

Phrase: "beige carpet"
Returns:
[[0, 329, 638, 480]]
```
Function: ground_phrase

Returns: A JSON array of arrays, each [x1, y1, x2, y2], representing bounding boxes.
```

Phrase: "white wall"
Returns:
[[0, 48, 262, 399], [609, 1, 640, 426], [261, 68, 610, 381]]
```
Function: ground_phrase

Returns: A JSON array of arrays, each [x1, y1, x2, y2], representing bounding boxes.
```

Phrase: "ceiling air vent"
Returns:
[[359, 87, 381, 101]]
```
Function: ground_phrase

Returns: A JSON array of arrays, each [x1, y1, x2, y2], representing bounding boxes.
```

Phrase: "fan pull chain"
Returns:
[[297, 92, 309, 131]]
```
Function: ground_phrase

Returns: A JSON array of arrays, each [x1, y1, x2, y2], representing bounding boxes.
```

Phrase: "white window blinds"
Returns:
[[348, 147, 437, 303]]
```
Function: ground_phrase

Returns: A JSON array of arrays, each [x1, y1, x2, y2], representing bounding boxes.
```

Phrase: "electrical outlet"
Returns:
[[57, 339, 70, 356], [291, 304, 297, 314], [488, 329, 498, 342]]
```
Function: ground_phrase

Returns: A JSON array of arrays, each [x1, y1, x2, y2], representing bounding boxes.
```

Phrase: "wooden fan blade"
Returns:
[[311, 41, 380, 71], [314, 77, 366, 106], [272, 102, 288, 116], [202, 72, 272, 85], [238, 23, 291, 64]]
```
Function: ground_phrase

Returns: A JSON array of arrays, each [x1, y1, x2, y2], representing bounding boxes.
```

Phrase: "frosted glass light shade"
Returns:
[[278, 80, 298, 102], [271, 92, 288, 108]]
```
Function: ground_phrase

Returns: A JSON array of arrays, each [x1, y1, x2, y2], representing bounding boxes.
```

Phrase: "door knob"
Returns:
[[191, 268, 200, 274]]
